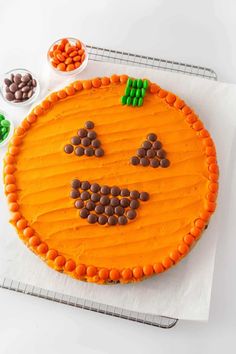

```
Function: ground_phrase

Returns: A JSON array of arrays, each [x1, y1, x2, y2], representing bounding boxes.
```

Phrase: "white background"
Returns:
[[0, 0, 236, 353]]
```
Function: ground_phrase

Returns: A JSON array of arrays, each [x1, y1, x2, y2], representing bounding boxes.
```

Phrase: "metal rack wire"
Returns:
[[0, 46, 217, 329]]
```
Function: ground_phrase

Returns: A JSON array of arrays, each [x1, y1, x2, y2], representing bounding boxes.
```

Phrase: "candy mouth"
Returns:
[[70, 179, 149, 226]]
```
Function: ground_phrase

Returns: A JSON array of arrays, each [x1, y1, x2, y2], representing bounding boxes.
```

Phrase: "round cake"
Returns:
[[3, 74, 219, 284]]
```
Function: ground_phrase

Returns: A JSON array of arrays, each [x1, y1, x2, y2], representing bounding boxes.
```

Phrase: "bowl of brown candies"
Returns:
[[1, 69, 40, 106]]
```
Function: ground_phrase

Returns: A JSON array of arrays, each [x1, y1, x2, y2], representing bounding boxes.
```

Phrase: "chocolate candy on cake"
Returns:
[[64, 121, 104, 157], [130, 133, 170, 168], [70, 180, 149, 226]]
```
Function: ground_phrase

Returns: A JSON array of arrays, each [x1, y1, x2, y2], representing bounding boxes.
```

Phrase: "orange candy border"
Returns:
[[3, 75, 219, 284]]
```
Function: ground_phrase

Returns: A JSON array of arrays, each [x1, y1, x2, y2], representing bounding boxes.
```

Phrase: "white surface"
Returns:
[[0, 0, 236, 353], [1, 61, 232, 322]]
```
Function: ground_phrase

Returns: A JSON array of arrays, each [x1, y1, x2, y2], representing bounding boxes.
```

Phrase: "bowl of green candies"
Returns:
[[0, 110, 14, 147]]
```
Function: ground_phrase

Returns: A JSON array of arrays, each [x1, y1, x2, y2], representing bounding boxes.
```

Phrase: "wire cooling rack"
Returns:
[[0, 46, 217, 329]]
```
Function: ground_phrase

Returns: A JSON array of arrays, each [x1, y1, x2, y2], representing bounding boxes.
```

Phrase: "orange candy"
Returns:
[[87, 265, 97, 277], [153, 263, 164, 274], [206, 146, 216, 156], [178, 243, 189, 255], [65, 260, 76, 272], [143, 264, 153, 276], [109, 269, 120, 281], [120, 75, 128, 84], [208, 163, 219, 174], [57, 63, 66, 71], [209, 173, 218, 182], [29, 235, 40, 247], [162, 257, 173, 269], [192, 120, 204, 131], [121, 268, 132, 280], [57, 90, 67, 99], [206, 201, 216, 212], [9, 146, 20, 155], [65, 86, 75, 96], [174, 98, 185, 109], [101, 77, 110, 86], [16, 218, 27, 230], [5, 174, 15, 184], [5, 184, 17, 193], [9, 202, 19, 211], [73, 81, 83, 91], [132, 266, 143, 279], [185, 113, 197, 124], [149, 84, 159, 94], [4, 154, 15, 164], [54, 255, 66, 267], [74, 62, 81, 69], [41, 100, 51, 110], [15, 127, 25, 136], [158, 89, 168, 98], [199, 129, 210, 138], [65, 57, 73, 65], [207, 156, 217, 164], [21, 119, 30, 131], [66, 64, 75, 71], [75, 264, 86, 277], [98, 268, 109, 280], [7, 193, 17, 202], [169, 250, 181, 262], [37, 243, 49, 254], [190, 227, 201, 238], [182, 106, 192, 115], [166, 93, 176, 105], [200, 210, 211, 221], [194, 218, 205, 229], [110, 74, 120, 83], [11, 136, 22, 146], [48, 92, 59, 103], [207, 192, 217, 202], [10, 211, 21, 222], [23, 227, 34, 238], [4, 165, 15, 174], [34, 106, 44, 116], [92, 78, 102, 88], [46, 249, 58, 260], [83, 80, 92, 90], [27, 114, 37, 124], [208, 182, 218, 193]]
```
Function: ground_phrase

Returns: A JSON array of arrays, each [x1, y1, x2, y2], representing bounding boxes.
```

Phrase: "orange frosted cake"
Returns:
[[3, 74, 219, 284]]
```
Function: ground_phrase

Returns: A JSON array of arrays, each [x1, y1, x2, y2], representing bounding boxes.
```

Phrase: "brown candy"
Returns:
[[78, 128, 87, 138], [81, 137, 91, 146], [111, 186, 120, 196], [137, 148, 146, 157], [81, 181, 90, 190], [90, 183, 100, 193], [120, 198, 130, 207], [130, 190, 140, 199], [118, 215, 128, 225], [108, 215, 118, 225], [130, 156, 140, 166], [130, 199, 139, 209], [100, 195, 110, 206], [3, 71, 37, 103], [105, 205, 114, 216], [147, 133, 157, 142], [92, 139, 101, 148], [80, 191, 91, 200], [98, 215, 108, 225], [160, 158, 170, 168], [87, 214, 97, 224], [84, 147, 94, 156], [95, 204, 104, 214], [101, 185, 110, 195], [75, 200, 84, 209], [120, 188, 130, 197], [87, 131, 97, 140], [74, 146, 84, 156], [153, 140, 162, 150], [71, 136, 81, 145], [146, 149, 156, 158], [115, 206, 124, 216], [142, 140, 152, 150], [150, 158, 160, 168], [91, 193, 101, 202], [71, 179, 81, 189], [86, 201, 95, 211], [110, 197, 120, 207], [127, 209, 137, 220], [156, 149, 166, 159], [70, 189, 80, 199], [140, 157, 150, 166], [85, 121, 94, 129], [80, 208, 89, 218], [95, 148, 104, 157], [64, 144, 74, 154], [139, 192, 149, 201]]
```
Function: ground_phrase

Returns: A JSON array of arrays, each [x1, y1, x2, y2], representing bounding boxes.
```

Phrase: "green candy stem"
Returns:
[[127, 78, 133, 87], [121, 96, 127, 105], [125, 87, 131, 96], [136, 88, 141, 98], [132, 97, 138, 106], [137, 79, 143, 89], [132, 79, 137, 88], [143, 80, 149, 89], [138, 97, 143, 107], [130, 88, 136, 97], [127, 96, 132, 106], [141, 88, 146, 97]]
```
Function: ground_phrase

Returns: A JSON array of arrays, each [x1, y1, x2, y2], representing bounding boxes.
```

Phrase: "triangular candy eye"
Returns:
[[130, 133, 170, 168], [63, 121, 104, 157]]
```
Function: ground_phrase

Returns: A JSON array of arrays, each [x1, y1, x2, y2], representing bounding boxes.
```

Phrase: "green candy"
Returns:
[[127, 78, 133, 87], [1, 127, 7, 134], [3, 132, 9, 140], [125, 87, 131, 96], [143, 80, 149, 89], [141, 88, 146, 97], [1, 119, 10, 128], [137, 79, 143, 89], [127, 96, 132, 106], [132, 97, 138, 106], [121, 96, 127, 105], [0, 114, 5, 121], [138, 97, 143, 107], [136, 89, 141, 98], [132, 79, 137, 88], [130, 88, 136, 97]]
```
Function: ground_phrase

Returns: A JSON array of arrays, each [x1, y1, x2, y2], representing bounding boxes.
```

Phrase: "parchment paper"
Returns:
[[0, 61, 235, 321]]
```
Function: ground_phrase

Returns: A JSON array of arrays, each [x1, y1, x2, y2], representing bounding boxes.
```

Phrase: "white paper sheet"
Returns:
[[0, 61, 235, 321]]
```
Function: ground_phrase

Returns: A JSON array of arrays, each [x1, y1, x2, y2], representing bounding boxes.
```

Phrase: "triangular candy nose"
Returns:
[[63, 120, 104, 157], [130, 133, 170, 168]]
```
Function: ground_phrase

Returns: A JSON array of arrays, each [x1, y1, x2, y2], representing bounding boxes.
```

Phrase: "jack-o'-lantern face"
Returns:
[[5, 75, 218, 283]]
